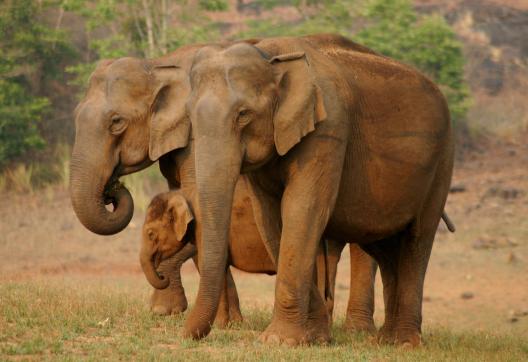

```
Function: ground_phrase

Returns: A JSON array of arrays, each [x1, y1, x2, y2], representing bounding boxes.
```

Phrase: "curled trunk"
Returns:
[[69, 150, 134, 236], [140, 244, 170, 289]]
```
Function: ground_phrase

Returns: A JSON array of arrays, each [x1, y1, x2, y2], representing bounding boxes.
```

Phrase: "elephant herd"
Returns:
[[70, 34, 454, 347]]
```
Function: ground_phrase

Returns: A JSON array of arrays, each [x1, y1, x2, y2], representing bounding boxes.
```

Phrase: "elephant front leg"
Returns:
[[259, 185, 340, 345], [150, 243, 196, 315], [345, 243, 377, 334]]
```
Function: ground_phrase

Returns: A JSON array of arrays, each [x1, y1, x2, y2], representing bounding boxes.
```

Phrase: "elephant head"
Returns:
[[183, 41, 326, 338], [70, 55, 193, 235], [140, 191, 194, 289]]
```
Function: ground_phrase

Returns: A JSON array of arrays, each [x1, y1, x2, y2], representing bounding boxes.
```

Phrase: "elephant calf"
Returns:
[[140, 182, 378, 331]]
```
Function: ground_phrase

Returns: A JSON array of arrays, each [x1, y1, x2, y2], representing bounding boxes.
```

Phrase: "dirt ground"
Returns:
[[1, 142, 527, 338]]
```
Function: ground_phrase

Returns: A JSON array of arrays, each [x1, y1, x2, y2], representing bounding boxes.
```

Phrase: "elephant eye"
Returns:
[[147, 229, 156, 240], [236, 109, 252, 127], [109, 116, 127, 134]]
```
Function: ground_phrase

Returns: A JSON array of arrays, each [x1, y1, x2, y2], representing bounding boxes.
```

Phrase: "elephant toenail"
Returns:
[[268, 334, 281, 344], [151, 305, 169, 315], [284, 338, 298, 346]]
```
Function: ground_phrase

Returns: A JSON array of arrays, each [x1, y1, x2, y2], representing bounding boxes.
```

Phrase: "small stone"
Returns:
[[423, 296, 431, 302], [465, 274, 473, 281], [129, 221, 137, 229], [461, 292, 474, 300], [337, 283, 347, 290], [508, 316, 519, 323], [507, 251, 518, 264], [507, 311, 519, 323], [450, 184, 466, 193]]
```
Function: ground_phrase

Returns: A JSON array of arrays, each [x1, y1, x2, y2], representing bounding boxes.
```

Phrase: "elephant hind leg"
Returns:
[[361, 234, 401, 343], [363, 207, 441, 347], [345, 243, 377, 334]]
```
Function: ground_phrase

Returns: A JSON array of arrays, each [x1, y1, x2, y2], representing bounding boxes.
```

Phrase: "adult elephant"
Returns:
[[183, 34, 454, 346], [68, 36, 379, 332], [145, 145, 378, 332]]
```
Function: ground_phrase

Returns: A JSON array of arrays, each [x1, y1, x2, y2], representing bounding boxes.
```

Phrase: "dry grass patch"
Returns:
[[1, 278, 527, 361]]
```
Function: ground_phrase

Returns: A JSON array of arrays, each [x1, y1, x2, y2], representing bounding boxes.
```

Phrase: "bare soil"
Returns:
[[1, 143, 527, 337]]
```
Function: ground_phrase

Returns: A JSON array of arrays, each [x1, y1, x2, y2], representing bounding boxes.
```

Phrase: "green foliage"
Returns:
[[199, 0, 229, 11], [239, 1, 360, 38], [65, 0, 222, 96], [0, 0, 74, 168], [0, 80, 48, 168]]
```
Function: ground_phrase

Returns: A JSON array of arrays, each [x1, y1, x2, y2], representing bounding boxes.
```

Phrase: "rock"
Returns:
[[461, 292, 474, 300], [472, 237, 518, 250], [483, 186, 524, 200], [128, 221, 137, 229], [508, 310, 519, 323], [423, 296, 432, 302], [450, 184, 466, 193], [507, 251, 518, 264]]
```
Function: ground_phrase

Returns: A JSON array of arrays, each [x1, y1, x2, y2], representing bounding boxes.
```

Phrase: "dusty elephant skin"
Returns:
[[69, 45, 202, 235], [68, 35, 380, 339], [184, 34, 454, 346], [70, 34, 453, 348], [141, 145, 377, 331]]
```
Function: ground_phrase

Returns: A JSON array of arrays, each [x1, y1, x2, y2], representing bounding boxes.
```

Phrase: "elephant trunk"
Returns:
[[69, 147, 134, 236], [139, 244, 170, 289], [182, 131, 241, 339]]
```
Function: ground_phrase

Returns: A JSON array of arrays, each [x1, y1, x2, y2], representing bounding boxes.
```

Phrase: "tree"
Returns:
[[65, 0, 225, 95], [0, 0, 75, 168]]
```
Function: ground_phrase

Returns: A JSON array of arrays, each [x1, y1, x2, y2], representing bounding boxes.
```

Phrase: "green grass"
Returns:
[[1, 279, 527, 361]]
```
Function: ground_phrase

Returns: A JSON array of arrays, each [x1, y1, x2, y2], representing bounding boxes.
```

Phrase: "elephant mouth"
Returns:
[[103, 173, 125, 209], [153, 252, 163, 269]]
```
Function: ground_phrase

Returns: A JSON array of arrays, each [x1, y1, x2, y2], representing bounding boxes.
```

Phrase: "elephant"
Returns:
[[69, 34, 453, 347], [140, 144, 378, 332], [181, 34, 454, 347]]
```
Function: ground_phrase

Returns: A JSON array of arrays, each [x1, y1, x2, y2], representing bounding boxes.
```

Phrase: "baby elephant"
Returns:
[[140, 182, 377, 330]]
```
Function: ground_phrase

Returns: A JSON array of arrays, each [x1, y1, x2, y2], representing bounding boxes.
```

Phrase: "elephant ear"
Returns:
[[148, 64, 191, 161], [167, 193, 194, 242], [269, 52, 327, 156]]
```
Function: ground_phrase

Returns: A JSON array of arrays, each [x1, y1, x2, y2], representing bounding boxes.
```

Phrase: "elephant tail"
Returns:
[[442, 211, 456, 233]]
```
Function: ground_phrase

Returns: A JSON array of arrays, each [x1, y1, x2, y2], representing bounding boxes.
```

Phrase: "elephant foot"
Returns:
[[375, 324, 396, 344], [150, 289, 187, 316], [229, 309, 244, 325], [395, 328, 422, 348], [258, 318, 330, 346], [344, 318, 376, 335], [376, 325, 421, 347]]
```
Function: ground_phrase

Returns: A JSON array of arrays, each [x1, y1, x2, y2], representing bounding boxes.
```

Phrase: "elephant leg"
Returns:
[[259, 185, 341, 345], [150, 242, 196, 315], [345, 243, 377, 334], [361, 235, 400, 343], [214, 267, 243, 327], [225, 268, 243, 324], [214, 276, 230, 328], [316, 239, 346, 323]]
